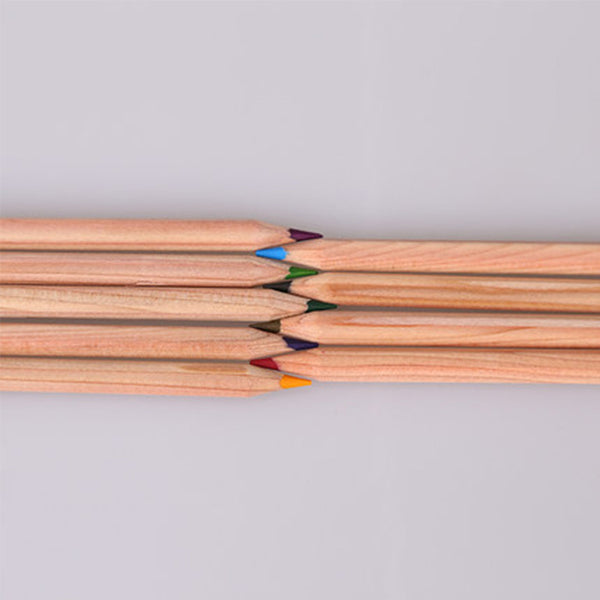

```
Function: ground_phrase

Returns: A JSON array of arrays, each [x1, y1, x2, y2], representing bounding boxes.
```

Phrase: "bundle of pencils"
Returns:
[[1, 218, 599, 396]]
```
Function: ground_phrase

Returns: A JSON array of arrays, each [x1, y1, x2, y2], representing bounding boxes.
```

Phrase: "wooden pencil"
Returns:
[[0, 218, 321, 251], [0, 357, 311, 397], [251, 310, 600, 348], [0, 286, 335, 321], [0, 252, 316, 286], [251, 347, 600, 384], [266, 272, 600, 313], [0, 323, 317, 360], [257, 239, 600, 275]]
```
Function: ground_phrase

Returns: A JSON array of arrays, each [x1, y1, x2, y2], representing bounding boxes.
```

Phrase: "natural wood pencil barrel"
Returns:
[[262, 310, 600, 347], [0, 252, 292, 286], [0, 285, 313, 321], [0, 219, 319, 251], [258, 347, 600, 384], [0, 323, 312, 360], [0, 357, 310, 397], [277, 239, 600, 275], [285, 272, 600, 312]]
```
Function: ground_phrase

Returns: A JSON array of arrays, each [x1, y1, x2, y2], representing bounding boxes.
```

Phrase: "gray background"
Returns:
[[1, 2, 599, 599]]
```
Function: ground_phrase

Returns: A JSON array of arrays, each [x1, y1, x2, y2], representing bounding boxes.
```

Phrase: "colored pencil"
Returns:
[[0, 252, 316, 286], [0, 286, 336, 321], [0, 357, 311, 397], [257, 239, 600, 275], [250, 347, 600, 384], [0, 323, 317, 360], [251, 310, 600, 347], [0, 218, 321, 251], [265, 272, 600, 313]]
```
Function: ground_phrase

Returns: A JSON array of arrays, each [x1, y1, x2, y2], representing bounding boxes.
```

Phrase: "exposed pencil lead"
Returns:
[[263, 280, 293, 293], [283, 337, 318, 351], [250, 358, 280, 371], [288, 228, 322, 242], [306, 300, 337, 313], [255, 247, 287, 260], [249, 319, 281, 334], [279, 374, 311, 389], [286, 266, 318, 280]]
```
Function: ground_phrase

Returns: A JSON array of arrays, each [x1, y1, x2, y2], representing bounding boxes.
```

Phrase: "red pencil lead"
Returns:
[[250, 358, 280, 371]]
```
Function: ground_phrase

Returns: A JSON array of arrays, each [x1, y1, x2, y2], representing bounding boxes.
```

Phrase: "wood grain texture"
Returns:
[[0, 219, 299, 251], [281, 239, 600, 275], [0, 285, 310, 321], [289, 272, 600, 312], [267, 347, 600, 384], [0, 323, 298, 359], [0, 252, 290, 286], [276, 310, 600, 347], [0, 357, 295, 397]]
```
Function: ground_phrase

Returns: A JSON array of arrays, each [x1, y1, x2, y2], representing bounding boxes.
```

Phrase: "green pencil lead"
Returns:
[[306, 300, 337, 313], [285, 266, 318, 280], [249, 319, 281, 334]]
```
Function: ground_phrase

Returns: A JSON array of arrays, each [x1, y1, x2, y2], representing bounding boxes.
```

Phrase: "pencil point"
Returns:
[[306, 300, 337, 313], [279, 374, 312, 389], [263, 280, 292, 293], [250, 319, 281, 334], [256, 247, 287, 260], [250, 358, 280, 371], [288, 228, 322, 242], [283, 336, 318, 351], [286, 266, 318, 280]]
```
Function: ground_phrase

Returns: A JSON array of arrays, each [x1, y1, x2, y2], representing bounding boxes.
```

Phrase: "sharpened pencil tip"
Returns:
[[250, 358, 280, 371], [279, 374, 311, 389], [288, 228, 322, 242], [256, 247, 287, 260], [250, 319, 281, 334], [283, 336, 318, 351], [286, 266, 318, 280], [306, 300, 337, 313], [263, 280, 292, 293]]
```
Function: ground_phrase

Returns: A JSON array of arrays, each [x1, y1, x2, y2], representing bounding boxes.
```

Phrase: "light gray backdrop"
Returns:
[[1, 2, 599, 599]]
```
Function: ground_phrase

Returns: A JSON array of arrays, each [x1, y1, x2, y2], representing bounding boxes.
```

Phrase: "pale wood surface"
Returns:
[[0, 357, 289, 397], [277, 310, 600, 347], [0, 285, 310, 321], [290, 272, 600, 312], [0, 323, 296, 359], [0, 219, 298, 251], [0, 252, 290, 286], [269, 347, 600, 384], [282, 239, 600, 275]]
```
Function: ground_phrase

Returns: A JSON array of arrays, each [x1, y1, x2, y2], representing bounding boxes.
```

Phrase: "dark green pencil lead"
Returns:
[[306, 300, 337, 313], [285, 266, 318, 280], [249, 319, 281, 334]]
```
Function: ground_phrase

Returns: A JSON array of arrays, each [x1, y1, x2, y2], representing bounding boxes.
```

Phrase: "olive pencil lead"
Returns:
[[250, 319, 281, 334], [263, 280, 292, 293]]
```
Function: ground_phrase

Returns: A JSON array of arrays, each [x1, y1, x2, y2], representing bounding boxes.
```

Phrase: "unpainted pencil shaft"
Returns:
[[0, 219, 311, 251], [273, 310, 600, 347], [288, 272, 600, 312], [0, 252, 291, 286], [0, 323, 300, 360], [279, 239, 600, 275], [0, 285, 310, 321], [0, 357, 299, 397], [265, 347, 600, 384]]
